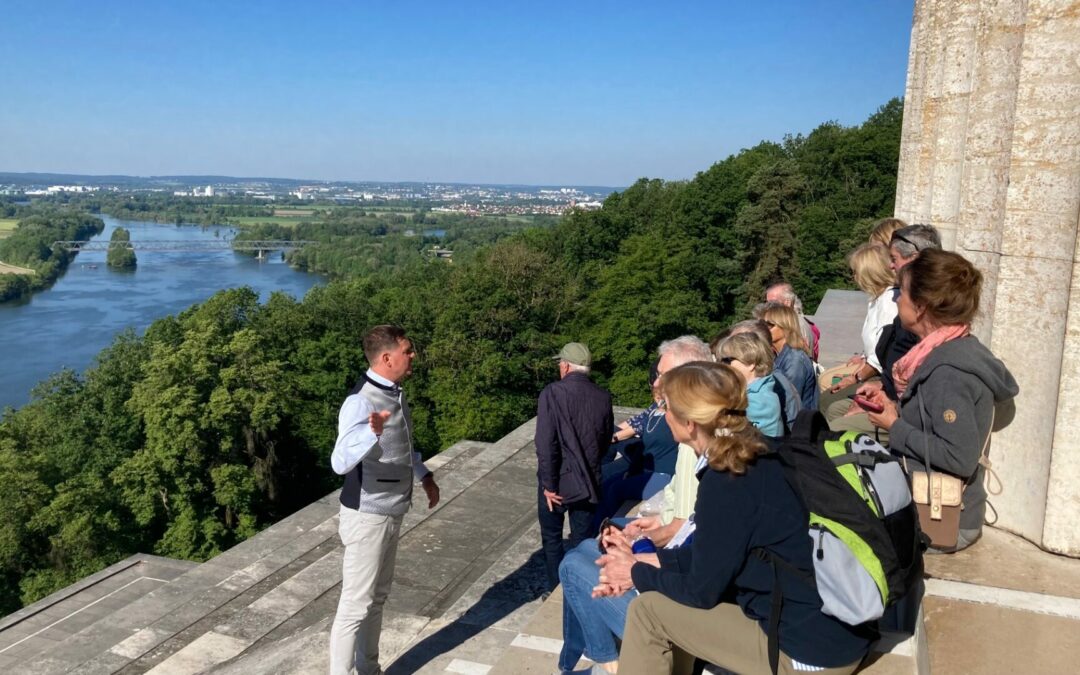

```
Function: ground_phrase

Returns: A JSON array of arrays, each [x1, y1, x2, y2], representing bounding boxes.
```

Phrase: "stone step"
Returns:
[[69, 440, 496, 675], [0, 556, 196, 674]]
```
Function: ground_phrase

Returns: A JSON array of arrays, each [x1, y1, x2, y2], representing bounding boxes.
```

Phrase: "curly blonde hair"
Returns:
[[659, 361, 767, 474]]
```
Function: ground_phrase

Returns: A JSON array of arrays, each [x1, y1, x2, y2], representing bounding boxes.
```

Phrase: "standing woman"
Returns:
[[760, 302, 819, 412], [598, 362, 872, 674], [861, 250, 1018, 551]]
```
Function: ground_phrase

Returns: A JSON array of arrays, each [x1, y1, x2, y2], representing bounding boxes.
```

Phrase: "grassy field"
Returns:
[[229, 216, 312, 227], [0, 218, 18, 239], [0, 261, 34, 275]]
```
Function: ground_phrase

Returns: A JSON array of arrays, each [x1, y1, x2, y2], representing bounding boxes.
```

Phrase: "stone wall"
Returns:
[[894, 0, 1080, 555]]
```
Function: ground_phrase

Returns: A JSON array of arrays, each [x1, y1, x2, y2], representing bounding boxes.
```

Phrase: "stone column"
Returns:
[[954, 0, 1026, 343], [895, 0, 1080, 555]]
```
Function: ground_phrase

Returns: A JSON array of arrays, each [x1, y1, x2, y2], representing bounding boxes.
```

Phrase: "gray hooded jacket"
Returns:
[[889, 336, 1019, 532]]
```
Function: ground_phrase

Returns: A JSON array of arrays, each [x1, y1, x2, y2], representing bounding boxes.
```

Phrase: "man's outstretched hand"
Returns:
[[422, 473, 440, 509], [369, 410, 391, 436]]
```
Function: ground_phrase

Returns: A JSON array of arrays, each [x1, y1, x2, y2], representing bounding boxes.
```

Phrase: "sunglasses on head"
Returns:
[[892, 233, 921, 252]]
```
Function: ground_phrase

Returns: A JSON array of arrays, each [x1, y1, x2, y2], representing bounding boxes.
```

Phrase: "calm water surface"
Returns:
[[0, 216, 323, 410]]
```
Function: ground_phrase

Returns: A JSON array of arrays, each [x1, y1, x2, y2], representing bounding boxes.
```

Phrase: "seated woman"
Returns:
[[759, 302, 819, 412], [590, 362, 873, 675], [861, 249, 1018, 552], [558, 440, 702, 674], [820, 243, 898, 422], [714, 332, 783, 437]]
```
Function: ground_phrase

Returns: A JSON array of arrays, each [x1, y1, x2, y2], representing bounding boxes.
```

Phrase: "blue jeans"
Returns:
[[558, 539, 636, 671], [538, 486, 597, 592]]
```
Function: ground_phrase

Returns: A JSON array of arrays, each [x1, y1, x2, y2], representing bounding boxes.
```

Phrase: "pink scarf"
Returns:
[[892, 324, 970, 398]]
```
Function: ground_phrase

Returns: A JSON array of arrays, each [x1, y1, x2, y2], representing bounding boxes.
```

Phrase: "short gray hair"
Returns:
[[657, 335, 712, 367], [564, 361, 591, 375], [890, 224, 942, 258], [764, 284, 805, 315]]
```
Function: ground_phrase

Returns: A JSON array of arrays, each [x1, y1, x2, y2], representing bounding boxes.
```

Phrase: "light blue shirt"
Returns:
[[330, 368, 429, 480], [746, 373, 784, 438]]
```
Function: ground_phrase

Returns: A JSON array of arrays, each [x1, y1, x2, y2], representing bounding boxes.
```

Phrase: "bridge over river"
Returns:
[[53, 240, 314, 252]]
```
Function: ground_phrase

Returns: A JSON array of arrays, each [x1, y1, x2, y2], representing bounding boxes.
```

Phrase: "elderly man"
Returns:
[[329, 325, 440, 675], [535, 342, 614, 592], [766, 281, 819, 361], [592, 335, 713, 526]]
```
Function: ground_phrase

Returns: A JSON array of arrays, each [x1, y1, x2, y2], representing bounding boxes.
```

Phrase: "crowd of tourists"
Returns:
[[536, 220, 1019, 675]]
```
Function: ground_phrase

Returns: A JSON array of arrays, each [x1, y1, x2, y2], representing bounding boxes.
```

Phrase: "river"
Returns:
[[0, 216, 324, 411]]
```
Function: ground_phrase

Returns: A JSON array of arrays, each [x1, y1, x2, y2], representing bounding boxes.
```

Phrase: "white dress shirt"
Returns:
[[330, 369, 430, 481]]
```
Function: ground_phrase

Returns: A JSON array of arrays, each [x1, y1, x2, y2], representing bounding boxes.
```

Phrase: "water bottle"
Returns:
[[631, 535, 657, 554]]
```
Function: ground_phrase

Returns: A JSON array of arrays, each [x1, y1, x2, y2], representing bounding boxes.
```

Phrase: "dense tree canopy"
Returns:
[[0, 100, 903, 615]]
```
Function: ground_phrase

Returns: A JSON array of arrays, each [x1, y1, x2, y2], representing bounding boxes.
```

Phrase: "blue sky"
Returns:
[[0, 1, 913, 186]]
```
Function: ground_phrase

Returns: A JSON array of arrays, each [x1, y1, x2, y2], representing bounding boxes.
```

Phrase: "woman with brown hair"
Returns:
[[596, 362, 872, 674], [860, 249, 1018, 551], [759, 302, 818, 412]]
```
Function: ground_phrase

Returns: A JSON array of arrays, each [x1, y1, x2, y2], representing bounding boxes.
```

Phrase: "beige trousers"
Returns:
[[618, 592, 863, 675], [329, 506, 403, 675]]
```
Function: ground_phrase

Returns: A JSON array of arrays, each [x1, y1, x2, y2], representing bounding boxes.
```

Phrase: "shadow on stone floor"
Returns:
[[386, 550, 548, 674]]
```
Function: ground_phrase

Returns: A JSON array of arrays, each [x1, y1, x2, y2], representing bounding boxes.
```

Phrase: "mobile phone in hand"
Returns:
[[849, 394, 884, 414]]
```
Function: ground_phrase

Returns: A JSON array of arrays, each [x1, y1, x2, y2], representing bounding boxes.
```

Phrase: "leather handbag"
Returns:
[[910, 470, 963, 549], [907, 398, 994, 550]]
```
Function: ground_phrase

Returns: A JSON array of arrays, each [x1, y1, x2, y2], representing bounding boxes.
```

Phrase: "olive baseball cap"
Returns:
[[553, 342, 591, 367]]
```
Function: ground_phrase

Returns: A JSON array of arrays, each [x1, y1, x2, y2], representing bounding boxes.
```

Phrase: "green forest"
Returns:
[[0, 211, 104, 302], [0, 99, 903, 615]]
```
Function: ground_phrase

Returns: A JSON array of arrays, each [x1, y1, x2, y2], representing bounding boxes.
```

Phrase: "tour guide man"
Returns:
[[535, 341, 614, 592], [329, 325, 440, 675]]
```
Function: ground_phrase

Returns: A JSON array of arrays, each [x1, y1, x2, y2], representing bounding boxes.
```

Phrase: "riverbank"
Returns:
[[0, 216, 323, 410]]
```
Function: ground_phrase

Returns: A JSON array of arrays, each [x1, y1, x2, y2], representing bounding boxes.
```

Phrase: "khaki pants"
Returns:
[[329, 506, 403, 675], [618, 592, 863, 675]]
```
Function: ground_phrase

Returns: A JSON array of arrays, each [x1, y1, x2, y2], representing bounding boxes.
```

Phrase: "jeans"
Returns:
[[592, 471, 672, 530], [558, 539, 635, 671], [538, 486, 597, 592]]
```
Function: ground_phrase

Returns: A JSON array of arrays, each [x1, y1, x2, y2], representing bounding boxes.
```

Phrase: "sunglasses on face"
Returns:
[[719, 356, 737, 365]]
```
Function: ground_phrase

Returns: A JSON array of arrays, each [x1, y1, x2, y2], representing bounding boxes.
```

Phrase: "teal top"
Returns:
[[746, 373, 784, 437]]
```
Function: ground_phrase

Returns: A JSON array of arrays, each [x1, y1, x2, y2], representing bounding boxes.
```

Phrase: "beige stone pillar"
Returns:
[[954, 0, 1026, 343], [896, 0, 1080, 555]]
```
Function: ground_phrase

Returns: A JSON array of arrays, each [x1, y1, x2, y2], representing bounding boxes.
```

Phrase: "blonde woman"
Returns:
[[757, 302, 818, 411], [868, 217, 907, 248], [598, 362, 870, 674], [820, 244, 898, 421]]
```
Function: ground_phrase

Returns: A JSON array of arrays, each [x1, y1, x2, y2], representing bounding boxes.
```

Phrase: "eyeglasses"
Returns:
[[892, 233, 921, 252]]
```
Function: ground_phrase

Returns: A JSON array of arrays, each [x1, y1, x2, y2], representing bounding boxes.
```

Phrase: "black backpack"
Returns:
[[755, 412, 925, 674]]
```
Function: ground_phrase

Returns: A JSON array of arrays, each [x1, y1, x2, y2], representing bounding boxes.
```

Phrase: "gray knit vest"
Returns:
[[339, 377, 415, 516]]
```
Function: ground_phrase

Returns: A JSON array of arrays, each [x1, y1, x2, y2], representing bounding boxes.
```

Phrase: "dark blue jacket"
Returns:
[[535, 372, 614, 505], [631, 455, 874, 668]]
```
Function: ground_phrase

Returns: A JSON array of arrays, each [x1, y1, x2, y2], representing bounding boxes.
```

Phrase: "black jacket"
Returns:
[[535, 372, 614, 505], [631, 456, 874, 668], [875, 315, 920, 400]]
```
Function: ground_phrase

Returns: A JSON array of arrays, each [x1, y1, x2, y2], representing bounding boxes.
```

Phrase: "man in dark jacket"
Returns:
[[535, 341, 614, 591]]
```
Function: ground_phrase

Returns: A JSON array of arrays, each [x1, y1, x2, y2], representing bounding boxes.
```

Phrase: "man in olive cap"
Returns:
[[535, 342, 614, 591]]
